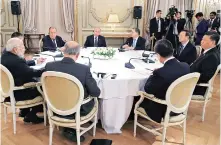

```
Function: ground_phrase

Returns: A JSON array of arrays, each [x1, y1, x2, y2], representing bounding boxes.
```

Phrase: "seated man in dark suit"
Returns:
[[191, 31, 220, 96], [84, 28, 107, 48], [1, 38, 44, 123], [2, 32, 46, 66], [140, 39, 190, 123], [42, 27, 65, 51], [174, 30, 197, 65], [121, 28, 146, 50], [45, 41, 100, 142]]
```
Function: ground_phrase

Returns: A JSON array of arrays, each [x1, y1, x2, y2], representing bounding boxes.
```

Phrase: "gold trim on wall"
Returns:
[[74, 0, 78, 41], [142, 0, 147, 36]]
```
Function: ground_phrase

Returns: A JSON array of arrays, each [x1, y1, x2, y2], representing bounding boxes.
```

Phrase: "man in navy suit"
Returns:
[[84, 28, 107, 48], [175, 30, 197, 65], [121, 28, 146, 50], [42, 27, 65, 51], [195, 12, 209, 45], [140, 39, 190, 123]]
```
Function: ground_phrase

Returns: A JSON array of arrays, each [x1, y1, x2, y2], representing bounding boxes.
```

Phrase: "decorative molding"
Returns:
[[88, 0, 133, 23], [74, 0, 79, 41]]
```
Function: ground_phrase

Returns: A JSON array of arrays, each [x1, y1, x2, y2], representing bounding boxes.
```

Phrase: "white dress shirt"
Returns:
[[132, 37, 139, 47], [156, 17, 161, 32], [94, 36, 98, 45], [51, 39, 57, 48], [203, 48, 213, 54]]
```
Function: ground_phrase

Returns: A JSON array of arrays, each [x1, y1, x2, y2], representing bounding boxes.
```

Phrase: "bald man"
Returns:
[[84, 28, 107, 48], [45, 41, 100, 142], [1, 38, 44, 123]]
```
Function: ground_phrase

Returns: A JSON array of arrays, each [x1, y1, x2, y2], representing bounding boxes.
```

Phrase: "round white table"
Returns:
[[32, 48, 162, 134]]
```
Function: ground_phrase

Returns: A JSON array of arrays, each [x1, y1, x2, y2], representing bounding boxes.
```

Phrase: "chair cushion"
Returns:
[[192, 95, 205, 101], [5, 96, 43, 106], [137, 107, 186, 123], [50, 105, 97, 123]]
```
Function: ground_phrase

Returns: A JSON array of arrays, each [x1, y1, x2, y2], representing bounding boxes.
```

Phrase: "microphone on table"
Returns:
[[125, 58, 146, 69], [142, 52, 156, 63], [81, 56, 92, 68], [125, 57, 156, 69]]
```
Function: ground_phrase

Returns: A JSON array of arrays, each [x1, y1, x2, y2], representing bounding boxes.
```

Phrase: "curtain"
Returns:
[[20, 0, 38, 33], [20, 0, 74, 41], [61, 0, 75, 40]]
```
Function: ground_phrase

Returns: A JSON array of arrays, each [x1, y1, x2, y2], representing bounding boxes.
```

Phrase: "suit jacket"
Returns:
[[190, 48, 220, 95], [1, 52, 44, 101], [84, 35, 107, 48], [195, 19, 209, 45], [209, 18, 220, 34], [45, 57, 100, 116], [208, 18, 220, 29], [177, 18, 186, 34], [174, 41, 197, 65], [140, 58, 190, 123], [122, 36, 146, 50], [149, 17, 165, 37], [42, 35, 65, 51]]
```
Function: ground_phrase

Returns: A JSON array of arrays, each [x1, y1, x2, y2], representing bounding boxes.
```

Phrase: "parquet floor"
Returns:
[[1, 76, 220, 145]]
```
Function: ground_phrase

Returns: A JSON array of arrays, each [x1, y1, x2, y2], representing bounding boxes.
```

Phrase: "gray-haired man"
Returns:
[[45, 41, 100, 142]]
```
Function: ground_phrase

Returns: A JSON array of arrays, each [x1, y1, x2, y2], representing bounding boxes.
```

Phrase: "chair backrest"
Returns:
[[166, 73, 200, 114], [0, 64, 15, 98], [39, 38, 43, 52], [41, 71, 84, 116], [195, 45, 202, 58], [208, 64, 221, 86]]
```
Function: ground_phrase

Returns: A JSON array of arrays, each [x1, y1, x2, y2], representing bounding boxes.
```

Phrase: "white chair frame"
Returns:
[[41, 71, 98, 145], [134, 73, 200, 145], [192, 64, 221, 121], [0, 64, 46, 134]]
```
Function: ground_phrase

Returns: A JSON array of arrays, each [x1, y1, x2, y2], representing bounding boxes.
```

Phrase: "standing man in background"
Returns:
[[84, 28, 107, 48], [194, 12, 209, 46], [42, 27, 66, 51], [149, 10, 165, 48], [175, 12, 186, 34], [208, 12, 220, 34]]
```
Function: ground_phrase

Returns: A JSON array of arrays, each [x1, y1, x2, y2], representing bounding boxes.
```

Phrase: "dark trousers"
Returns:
[[193, 86, 207, 96], [4, 88, 43, 114]]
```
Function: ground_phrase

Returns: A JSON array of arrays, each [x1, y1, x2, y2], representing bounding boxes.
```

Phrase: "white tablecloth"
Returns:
[[32, 48, 162, 134]]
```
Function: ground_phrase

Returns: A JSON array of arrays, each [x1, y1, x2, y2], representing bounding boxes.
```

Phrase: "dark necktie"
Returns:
[[179, 45, 184, 55], [94, 37, 98, 47], [209, 20, 212, 28], [52, 39, 57, 47]]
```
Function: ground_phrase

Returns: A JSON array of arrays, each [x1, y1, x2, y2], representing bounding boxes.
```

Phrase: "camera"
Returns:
[[185, 10, 195, 19], [167, 5, 178, 18]]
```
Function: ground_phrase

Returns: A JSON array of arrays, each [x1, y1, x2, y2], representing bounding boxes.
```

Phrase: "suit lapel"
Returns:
[[91, 35, 94, 46], [191, 48, 216, 65]]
